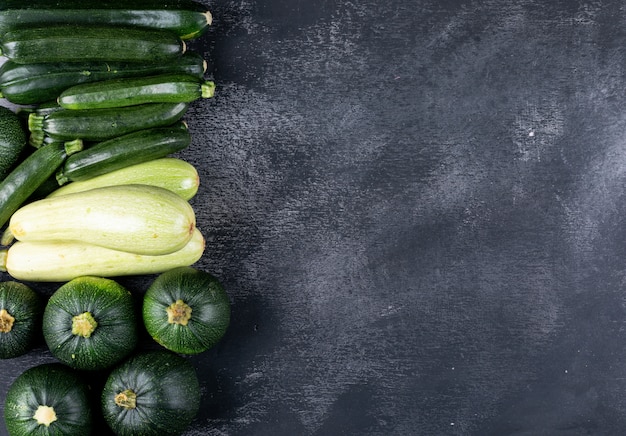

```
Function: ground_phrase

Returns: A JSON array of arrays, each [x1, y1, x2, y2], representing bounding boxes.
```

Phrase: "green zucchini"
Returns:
[[0, 281, 43, 359], [49, 157, 200, 200], [0, 0, 212, 40], [0, 106, 26, 180], [4, 363, 93, 435], [101, 350, 200, 436], [28, 102, 188, 147], [56, 123, 191, 185], [0, 52, 208, 105], [143, 266, 231, 355], [0, 227, 205, 282], [0, 25, 186, 64], [9, 184, 196, 255], [42, 276, 138, 370], [0, 140, 83, 230], [58, 73, 215, 109]]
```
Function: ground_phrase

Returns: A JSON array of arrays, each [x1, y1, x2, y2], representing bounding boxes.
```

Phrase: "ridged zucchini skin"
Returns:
[[58, 73, 216, 109], [0, 140, 83, 230], [0, 25, 186, 64], [28, 102, 189, 146], [0, 52, 208, 105], [0, 0, 211, 40], [56, 124, 191, 185], [1, 228, 205, 282], [9, 184, 196, 256], [49, 157, 200, 200]]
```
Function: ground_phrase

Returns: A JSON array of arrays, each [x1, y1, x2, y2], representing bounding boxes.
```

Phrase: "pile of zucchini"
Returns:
[[0, 1, 233, 436]]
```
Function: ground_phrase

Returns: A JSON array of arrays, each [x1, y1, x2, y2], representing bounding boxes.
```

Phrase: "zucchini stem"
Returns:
[[1, 228, 14, 246], [115, 389, 137, 409], [64, 139, 83, 156], [33, 405, 57, 427], [0, 308, 15, 333], [205, 11, 213, 26], [0, 249, 7, 272], [201, 81, 216, 99]]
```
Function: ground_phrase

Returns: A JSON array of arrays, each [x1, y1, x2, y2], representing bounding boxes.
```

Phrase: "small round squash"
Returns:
[[0, 281, 43, 359], [142, 266, 230, 354], [42, 276, 138, 371], [101, 350, 201, 436], [4, 363, 92, 435]]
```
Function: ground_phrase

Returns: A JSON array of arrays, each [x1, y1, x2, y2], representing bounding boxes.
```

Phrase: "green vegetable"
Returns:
[[0, 228, 205, 282], [28, 102, 188, 147], [56, 123, 191, 185], [0, 25, 186, 64], [42, 276, 138, 371], [0, 0, 212, 40], [9, 184, 196, 255], [143, 266, 231, 355], [101, 350, 201, 436], [0, 106, 26, 180], [0, 281, 43, 359], [49, 157, 200, 200], [0, 52, 208, 105], [4, 363, 92, 435], [58, 73, 215, 109], [0, 140, 83, 230]]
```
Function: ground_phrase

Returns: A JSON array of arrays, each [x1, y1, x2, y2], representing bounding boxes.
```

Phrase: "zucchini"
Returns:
[[0, 0, 212, 40], [143, 266, 231, 355], [9, 184, 196, 255], [58, 73, 216, 109], [0, 228, 205, 282], [0, 140, 83, 230], [42, 276, 138, 370], [28, 102, 189, 147], [0, 281, 43, 359], [0, 106, 26, 180], [4, 363, 93, 435], [56, 123, 191, 185], [0, 52, 208, 105], [0, 25, 186, 64], [101, 350, 201, 436], [50, 157, 199, 200]]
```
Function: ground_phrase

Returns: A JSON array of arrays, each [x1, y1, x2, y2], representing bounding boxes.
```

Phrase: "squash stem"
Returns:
[[64, 139, 83, 156], [1, 228, 14, 246], [201, 81, 216, 99], [114, 389, 137, 409], [72, 312, 98, 338], [33, 405, 57, 427], [0, 249, 8, 272], [167, 299, 193, 326], [0, 308, 15, 333]]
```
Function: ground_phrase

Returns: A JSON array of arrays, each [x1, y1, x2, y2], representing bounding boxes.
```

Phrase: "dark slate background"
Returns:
[[3, 0, 626, 435]]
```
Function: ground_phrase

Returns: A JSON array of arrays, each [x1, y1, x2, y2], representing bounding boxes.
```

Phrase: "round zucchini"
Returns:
[[4, 363, 92, 435], [101, 350, 201, 436], [0, 281, 43, 359], [143, 266, 231, 354], [0, 106, 26, 181], [42, 276, 138, 371]]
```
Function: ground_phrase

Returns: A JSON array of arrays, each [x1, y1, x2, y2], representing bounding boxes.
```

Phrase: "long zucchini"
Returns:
[[0, 0, 212, 40], [28, 102, 188, 147], [0, 140, 83, 230], [48, 158, 199, 200], [0, 228, 205, 282], [0, 25, 186, 64], [56, 123, 192, 185], [58, 74, 215, 109], [0, 52, 208, 105], [9, 184, 196, 256]]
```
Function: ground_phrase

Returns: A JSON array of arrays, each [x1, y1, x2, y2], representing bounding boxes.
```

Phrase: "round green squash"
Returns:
[[4, 363, 92, 435], [0, 281, 43, 359], [142, 266, 230, 354], [101, 350, 201, 436], [0, 106, 27, 180], [42, 276, 138, 371]]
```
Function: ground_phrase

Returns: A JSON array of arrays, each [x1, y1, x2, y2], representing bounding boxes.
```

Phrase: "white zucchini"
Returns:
[[9, 184, 195, 255], [0, 228, 205, 282]]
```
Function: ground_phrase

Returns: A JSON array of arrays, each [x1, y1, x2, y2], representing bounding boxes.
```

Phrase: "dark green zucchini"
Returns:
[[0, 52, 208, 105], [0, 139, 82, 229], [57, 123, 191, 185], [0, 106, 26, 180], [4, 363, 93, 435], [0, 25, 186, 64], [0, 0, 212, 40], [28, 102, 188, 147], [58, 73, 215, 109]]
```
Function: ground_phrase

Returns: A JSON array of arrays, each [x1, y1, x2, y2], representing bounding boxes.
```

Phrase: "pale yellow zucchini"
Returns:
[[0, 228, 205, 282], [9, 184, 195, 255], [47, 158, 200, 200]]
